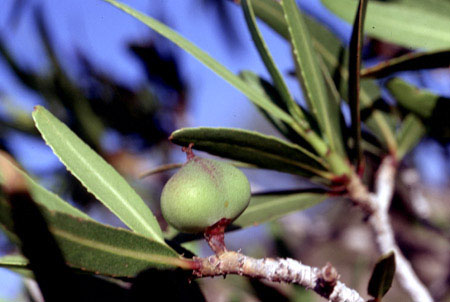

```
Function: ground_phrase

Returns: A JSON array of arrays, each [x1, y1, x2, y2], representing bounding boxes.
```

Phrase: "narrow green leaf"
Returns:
[[386, 78, 442, 119], [303, 14, 397, 153], [396, 0, 450, 20], [139, 163, 183, 179], [103, 0, 352, 176], [396, 114, 426, 160], [239, 71, 312, 147], [32, 106, 164, 243], [234, 190, 328, 227], [362, 49, 450, 78], [388, 79, 450, 146], [170, 127, 331, 179], [281, 0, 345, 156], [348, 0, 368, 168], [0, 151, 90, 220], [251, 0, 289, 38], [0, 254, 32, 278], [367, 251, 396, 299], [247, 0, 397, 153], [0, 198, 189, 277], [0, 255, 29, 269], [242, 0, 306, 126], [0, 39, 44, 92], [322, 0, 450, 50], [102, 0, 295, 129]]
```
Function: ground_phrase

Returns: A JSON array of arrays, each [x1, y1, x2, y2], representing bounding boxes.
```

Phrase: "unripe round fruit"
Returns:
[[161, 156, 251, 233]]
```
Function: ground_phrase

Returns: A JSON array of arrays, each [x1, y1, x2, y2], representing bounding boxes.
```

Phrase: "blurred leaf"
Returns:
[[386, 78, 450, 142], [0, 197, 189, 277], [390, 0, 450, 20], [251, 0, 289, 38], [234, 190, 328, 227], [0, 151, 91, 220], [200, 0, 242, 52], [0, 254, 32, 279], [348, 0, 368, 168], [6, 0, 28, 29], [0, 254, 28, 269], [129, 42, 186, 94], [32, 106, 164, 243], [303, 14, 397, 153], [386, 78, 443, 118], [34, 8, 105, 148], [242, 0, 306, 125], [239, 71, 312, 147], [170, 127, 332, 179], [0, 98, 37, 135], [396, 114, 426, 160], [0, 38, 47, 92], [282, 0, 345, 156], [361, 49, 450, 78], [322, 0, 450, 50], [367, 251, 396, 300], [103, 0, 296, 129], [139, 163, 184, 178]]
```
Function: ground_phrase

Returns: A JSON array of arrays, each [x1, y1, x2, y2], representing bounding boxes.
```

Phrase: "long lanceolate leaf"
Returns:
[[281, 0, 345, 157], [103, 0, 351, 177], [322, 0, 450, 50], [170, 127, 332, 180], [241, 0, 306, 127], [362, 49, 450, 78], [103, 0, 295, 131], [249, 0, 397, 153], [386, 78, 439, 119], [0, 198, 190, 277], [348, 0, 368, 169], [387, 78, 450, 143], [234, 190, 328, 227], [32, 106, 165, 244], [0, 255, 29, 270], [304, 15, 397, 154], [239, 71, 311, 147]]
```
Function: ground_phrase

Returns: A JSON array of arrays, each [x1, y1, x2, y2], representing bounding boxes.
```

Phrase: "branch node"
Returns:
[[316, 262, 340, 297]]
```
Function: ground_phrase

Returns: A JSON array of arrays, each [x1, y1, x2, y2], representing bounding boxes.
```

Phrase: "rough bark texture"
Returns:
[[194, 252, 365, 302]]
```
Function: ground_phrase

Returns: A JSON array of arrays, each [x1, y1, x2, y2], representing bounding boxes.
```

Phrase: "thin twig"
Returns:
[[349, 156, 434, 302], [194, 251, 365, 302]]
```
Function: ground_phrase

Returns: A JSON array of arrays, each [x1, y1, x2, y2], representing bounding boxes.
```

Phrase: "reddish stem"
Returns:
[[182, 143, 195, 161], [204, 218, 231, 255]]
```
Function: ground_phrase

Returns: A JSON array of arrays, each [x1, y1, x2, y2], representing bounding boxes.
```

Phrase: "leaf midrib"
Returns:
[[51, 227, 184, 268], [282, 0, 336, 151], [37, 110, 162, 242]]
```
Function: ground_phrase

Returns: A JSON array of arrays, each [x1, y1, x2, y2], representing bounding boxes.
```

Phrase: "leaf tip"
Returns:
[[32, 105, 43, 114]]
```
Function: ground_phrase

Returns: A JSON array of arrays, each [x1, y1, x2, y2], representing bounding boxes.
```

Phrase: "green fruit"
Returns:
[[161, 156, 251, 233]]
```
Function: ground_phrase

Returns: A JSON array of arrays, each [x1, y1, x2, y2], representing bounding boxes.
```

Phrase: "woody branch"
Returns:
[[194, 251, 365, 302], [348, 156, 433, 302]]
